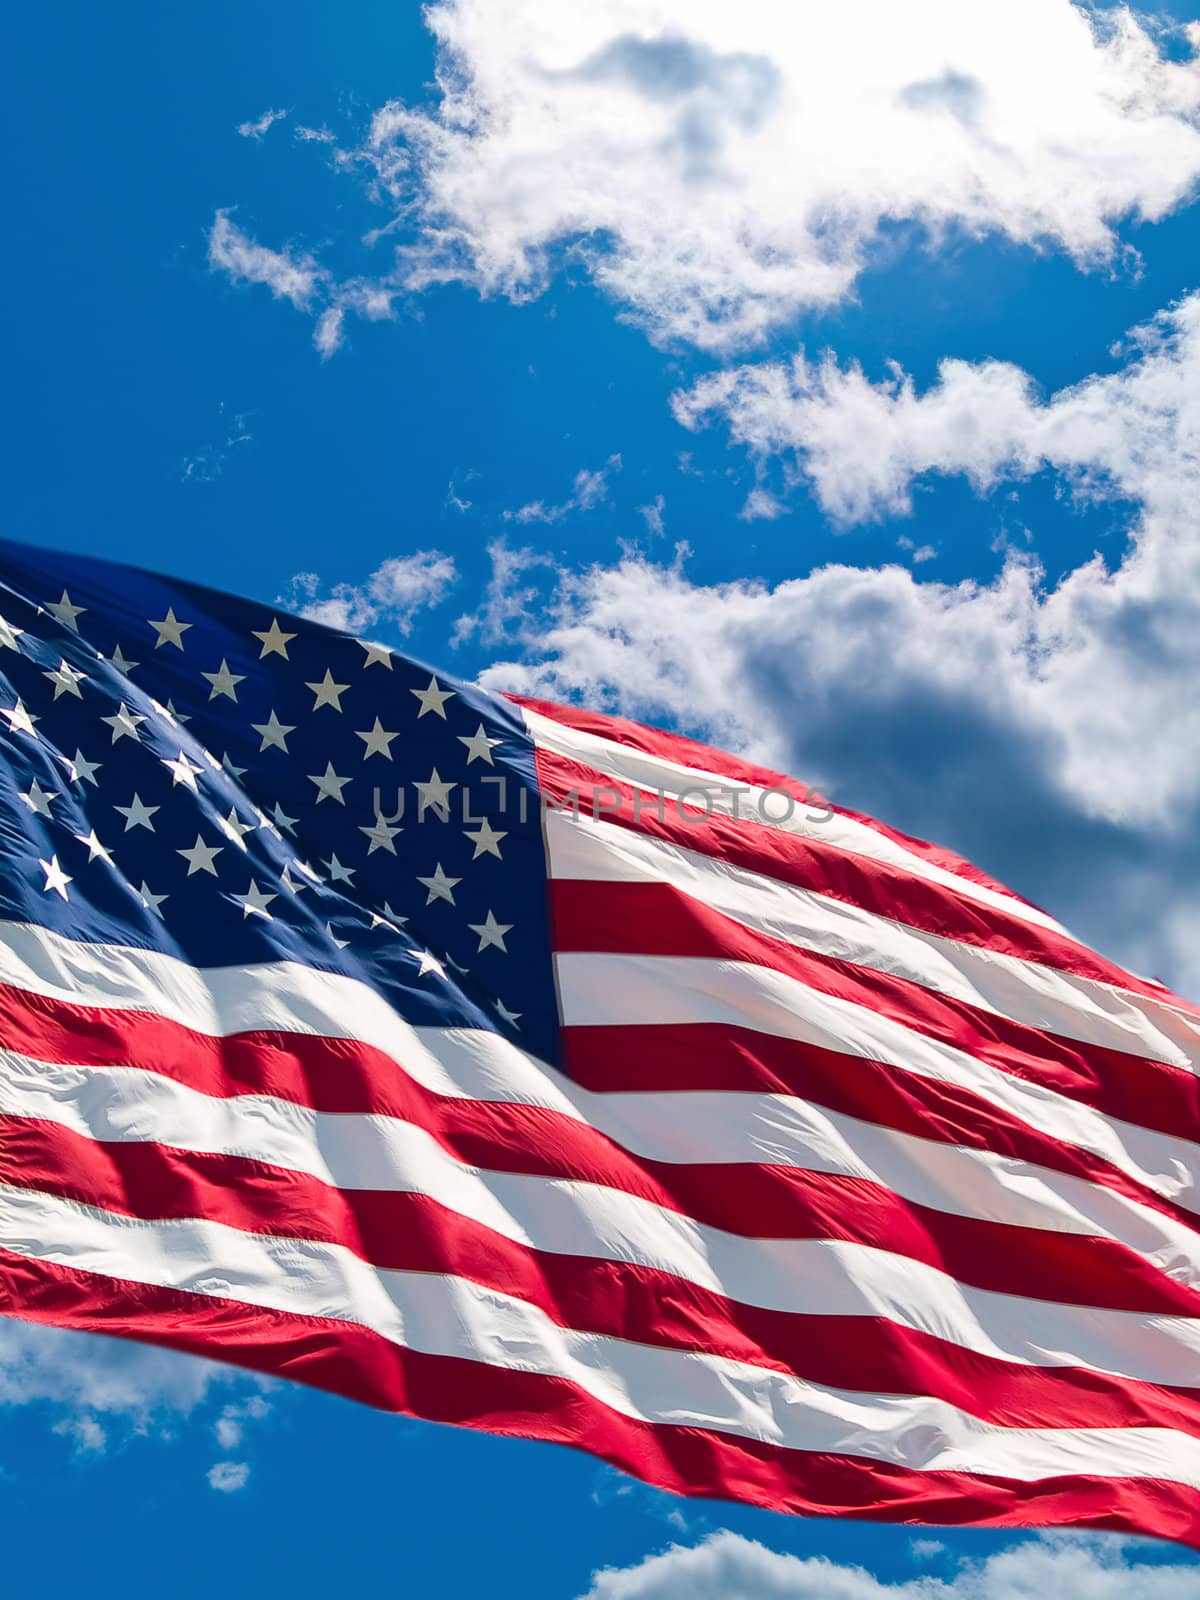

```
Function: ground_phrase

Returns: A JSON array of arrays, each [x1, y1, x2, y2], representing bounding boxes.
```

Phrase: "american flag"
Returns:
[[1, 537, 1199, 1547]]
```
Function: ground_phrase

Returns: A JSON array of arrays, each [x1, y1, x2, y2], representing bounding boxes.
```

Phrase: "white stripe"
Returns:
[[6, 1052, 1200, 1385], [556, 950, 1200, 1247], [522, 704, 1067, 935], [3, 1181, 1199, 1490], [526, 706, 1200, 1059], [2, 918, 1198, 1290], [545, 805, 1200, 1074]]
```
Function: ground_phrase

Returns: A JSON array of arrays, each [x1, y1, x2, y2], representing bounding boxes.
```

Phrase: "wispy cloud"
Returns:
[[0, 1320, 270, 1461], [503, 456, 622, 525], [237, 107, 287, 141], [280, 551, 458, 637], [180, 402, 254, 484], [637, 495, 666, 537], [208, 211, 325, 310], [452, 537, 556, 647]]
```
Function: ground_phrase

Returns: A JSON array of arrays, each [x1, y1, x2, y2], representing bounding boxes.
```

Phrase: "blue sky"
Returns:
[[6, 2, 1200, 1594]]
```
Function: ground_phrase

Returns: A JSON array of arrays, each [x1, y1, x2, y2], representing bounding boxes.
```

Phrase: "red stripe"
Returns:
[[552, 877, 1200, 1203], [5, 1255, 1199, 1548], [509, 693, 1037, 909], [5, 1116, 1200, 1436], [2, 985, 1196, 1317], [535, 748, 1200, 1018]]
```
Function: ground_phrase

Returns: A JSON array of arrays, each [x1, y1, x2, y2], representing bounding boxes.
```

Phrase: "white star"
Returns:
[[149, 607, 192, 650], [416, 862, 460, 906], [322, 852, 356, 886], [2, 699, 38, 738], [458, 723, 500, 765], [359, 818, 401, 855], [381, 899, 407, 926], [235, 880, 276, 920], [252, 710, 295, 753], [114, 793, 159, 832], [62, 748, 101, 786], [221, 752, 248, 782], [306, 669, 349, 711], [268, 801, 299, 835], [217, 807, 255, 848], [38, 855, 72, 900], [177, 835, 223, 877], [202, 658, 245, 702], [369, 910, 401, 932], [359, 640, 393, 669], [164, 699, 191, 726], [415, 768, 456, 818], [414, 949, 446, 979], [465, 817, 507, 860], [355, 717, 399, 760], [137, 881, 169, 917], [107, 644, 140, 675], [468, 911, 513, 953], [163, 751, 203, 790], [309, 761, 351, 805], [19, 780, 57, 818], [0, 614, 23, 651], [102, 703, 145, 744], [43, 658, 86, 700], [410, 675, 454, 719], [252, 617, 296, 659], [325, 922, 350, 951], [75, 829, 113, 866], [46, 590, 85, 631], [494, 998, 522, 1029], [279, 865, 307, 894]]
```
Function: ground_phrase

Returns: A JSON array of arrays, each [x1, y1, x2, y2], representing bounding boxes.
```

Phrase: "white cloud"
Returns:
[[346, 1, 1200, 351], [237, 108, 288, 141], [910, 1540, 947, 1561], [737, 486, 785, 522], [638, 495, 666, 537], [573, 1531, 1198, 1600], [673, 291, 1200, 527], [453, 537, 556, 646], [479, 292, 1200, 997], [214, 1396, 270, 1452], [207, 1460, 250, 1493], [281, 551, 458, 636], [503, 457, 622, 525], [208, 212, 325, 311], [312, 305, 346, 358], [0, 1320, 267, 1458]]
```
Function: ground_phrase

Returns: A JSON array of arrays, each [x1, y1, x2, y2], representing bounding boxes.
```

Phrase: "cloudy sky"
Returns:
[[5, 0, 1200, 1593]]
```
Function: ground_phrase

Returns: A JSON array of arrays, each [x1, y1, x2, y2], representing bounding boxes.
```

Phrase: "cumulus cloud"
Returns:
[[481, 290, 1200, 997], [348, 0, 1200, 351], [207, 1460, 250, 1493], [673, 292, 1200, 526], [574, 1531, 1198, 1600], [281, 550, 458, 636]]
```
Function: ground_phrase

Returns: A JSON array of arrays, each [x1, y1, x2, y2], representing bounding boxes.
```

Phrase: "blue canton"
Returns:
[[0, 539, 560, 1066]]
